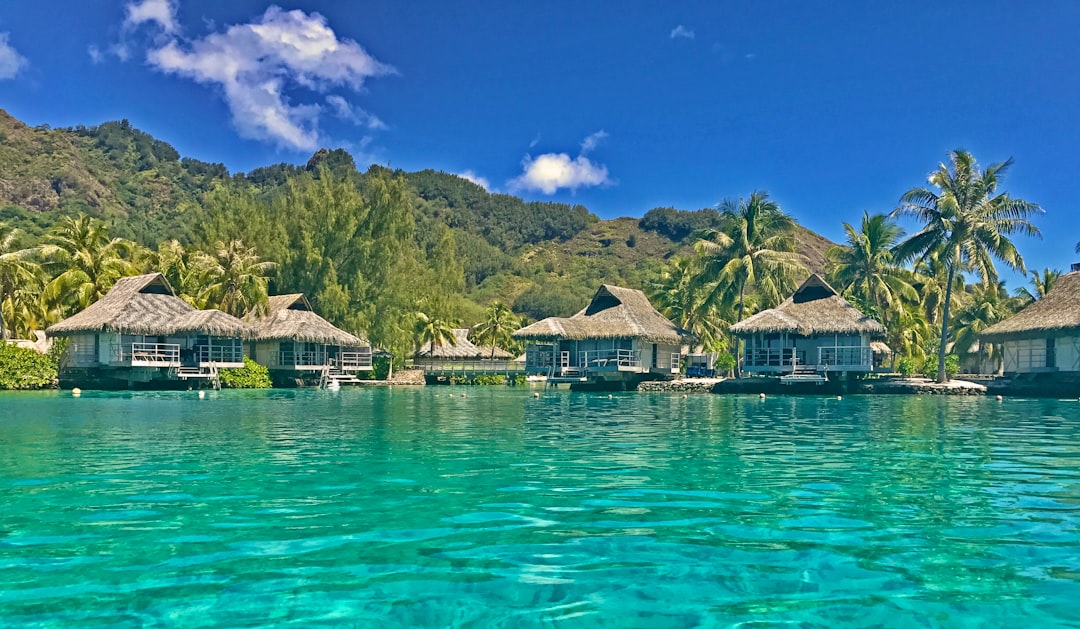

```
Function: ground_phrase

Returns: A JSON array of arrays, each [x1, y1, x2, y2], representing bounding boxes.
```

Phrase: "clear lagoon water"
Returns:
[[2, 388, 1080, 628]]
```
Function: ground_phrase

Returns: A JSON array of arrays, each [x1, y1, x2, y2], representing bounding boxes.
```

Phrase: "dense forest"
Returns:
[[2, 110, 1057, 382]]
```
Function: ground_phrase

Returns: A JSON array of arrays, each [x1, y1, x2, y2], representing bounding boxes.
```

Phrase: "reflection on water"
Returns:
[[1, 389, 1079, 627]]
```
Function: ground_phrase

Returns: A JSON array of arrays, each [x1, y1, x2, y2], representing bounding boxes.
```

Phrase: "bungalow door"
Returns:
[[1047, 338, 1056, 369], [651, 343, 658, 369]]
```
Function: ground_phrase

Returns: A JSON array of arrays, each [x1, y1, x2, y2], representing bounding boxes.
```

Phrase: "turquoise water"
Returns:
[[2, 389, 1080, 628]]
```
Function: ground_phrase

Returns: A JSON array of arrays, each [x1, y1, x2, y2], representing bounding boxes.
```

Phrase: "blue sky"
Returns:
[[1, 1, 1079, 285]]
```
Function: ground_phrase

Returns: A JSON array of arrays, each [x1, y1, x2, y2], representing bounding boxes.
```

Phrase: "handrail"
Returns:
[[121, 342, 180, 364]]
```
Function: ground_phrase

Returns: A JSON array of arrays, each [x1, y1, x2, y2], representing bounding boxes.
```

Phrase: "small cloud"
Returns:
[[529, 132, 541, 148], [670, 25, 695, 40], [745, 53, 756, 61], [88, 45, 105, 64], [124, 0, 179, 33], [146, 6, 395, 151], [509, 131, 613, 194], [326, 94, 386, 130], [0, 33, 28, 80], [457, 170, 490, 191], [580, 130, 608, 154]]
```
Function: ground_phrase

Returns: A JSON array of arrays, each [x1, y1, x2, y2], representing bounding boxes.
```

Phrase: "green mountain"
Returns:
[[0, 109, 835, 325]]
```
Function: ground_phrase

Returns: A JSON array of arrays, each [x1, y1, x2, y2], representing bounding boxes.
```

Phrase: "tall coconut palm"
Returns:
[[471, 301, 520, 359], [693, 191, 806, 371], [413, 311, 457, 357], [1015, 267, 1061, 303], [40, 214, 140, 318], [892, 150, 1042, 382], [156, 239, 217, 308], [826, 212, 917, 315], [0, 224, 44, 339], [199, 240, 276, 318]]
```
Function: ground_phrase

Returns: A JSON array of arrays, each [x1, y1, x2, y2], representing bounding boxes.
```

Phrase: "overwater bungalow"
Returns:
[[414, 328, 517, 381], [246, 294, 373, 386], [729, 274, 885, 383], [513, 284, 697, 388], [980, 270, 1080, 377], [46, 273, 251, 389]]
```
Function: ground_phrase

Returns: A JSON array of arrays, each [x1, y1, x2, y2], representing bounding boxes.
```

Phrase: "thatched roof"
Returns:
[[870, 341, 892, 356], [418, 328, 513, 359], [47, 273, 250, 338], [730, 274, 885, 338], [171, 309, 255, 338], [246, 294, 367, 346], [980, 271, 1080, 342], [48, 274, 187, 337], [512, 284, 698, 344]]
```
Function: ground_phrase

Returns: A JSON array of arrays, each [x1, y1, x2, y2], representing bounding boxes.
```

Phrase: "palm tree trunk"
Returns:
[[734, 282, 745, 378], [936, 265, 956, 383]]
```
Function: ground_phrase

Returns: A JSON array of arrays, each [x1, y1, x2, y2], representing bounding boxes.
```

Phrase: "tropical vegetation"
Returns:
[[0, 108, 1063, 384]]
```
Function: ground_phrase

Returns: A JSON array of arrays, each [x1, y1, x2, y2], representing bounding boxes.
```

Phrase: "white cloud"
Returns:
[[580, 130, 608, 154], [125, 0, 179, 33], [670, 25, 695, 40], [509, 153, 610, 195], [88, 45, 105, 64], [145, 6, 395, 151], [457, 170, 490, 191], [0, 33, 28, 80], [326, 94, 386, 130]]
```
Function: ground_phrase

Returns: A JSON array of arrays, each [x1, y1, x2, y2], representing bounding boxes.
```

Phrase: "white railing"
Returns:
[[196, 344, 244, 365], [338, 351, 373, 370], [121, 342, 180, 365], [579, 349, 641, 370], [818, 346, 872, 368], [278, 349, 329, 367]]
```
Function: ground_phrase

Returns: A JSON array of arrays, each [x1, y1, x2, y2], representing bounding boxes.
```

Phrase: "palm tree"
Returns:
[[1015, 267, 1061, 303], [826, 212, 917, 315], [649, 256, 733, 352], [950, 281, 1019, 373], [199, 240, 276, 318], [471, 301, 520, 359], [39, 214, 140, 318], [0, 223, 43, 339], [155, 239, 216, 308], [892, 150, 1042, 382], [693, 191, 806, 371], [413, 311, 457, 357]]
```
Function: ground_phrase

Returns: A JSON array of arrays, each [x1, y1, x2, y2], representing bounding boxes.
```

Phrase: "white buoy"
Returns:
[[533, 392, 540, 398], [198, 390, 205, 399], [837, 395, 842, 401], [461, 393, 466, 398], [759, 393, 766, 399], [448, 393, 454, 398], [71, 387, 82, 397], [996, 395, 1003, 401], [608, 394, 613, 399]]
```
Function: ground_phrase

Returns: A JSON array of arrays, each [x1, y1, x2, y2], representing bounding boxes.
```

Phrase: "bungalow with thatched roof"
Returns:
[[246, 294, 372, 386], [729, 274, 885, 380], [980, 270, 1080, 374], [46, 273, 252, 388], [417, 328, 512, 361], [513, 284, 697, 386]]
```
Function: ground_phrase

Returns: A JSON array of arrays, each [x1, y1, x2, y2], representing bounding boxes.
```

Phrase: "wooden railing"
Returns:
[[415, 359, 523, 374], [817, 346, 873, 368], [579, 349, 641, 369]]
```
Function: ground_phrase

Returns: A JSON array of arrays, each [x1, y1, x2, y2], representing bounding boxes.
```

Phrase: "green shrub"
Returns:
[[0, 343, 57, 390], [471, 374, 506, 386], [918, 355, 961, 380], [896, 356, 917, 377], [218, 356, 272, 389], [714, 352, 736, 376]]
